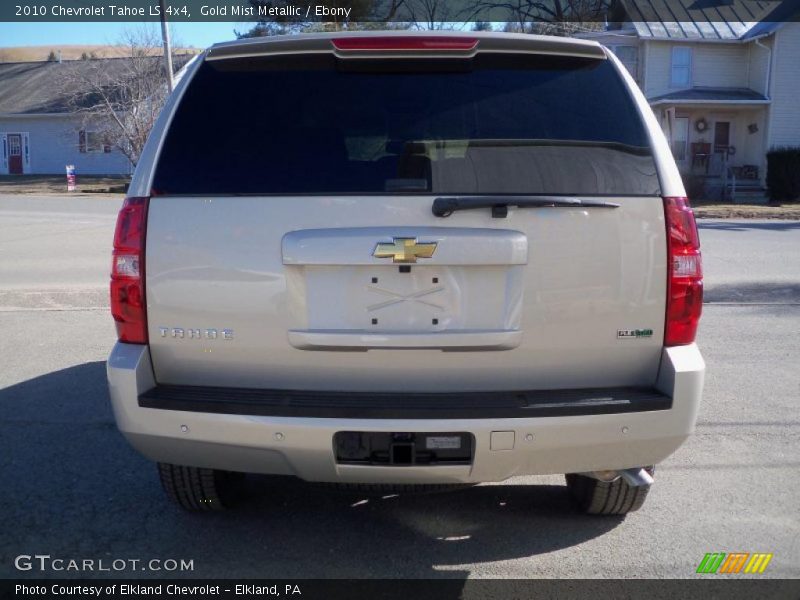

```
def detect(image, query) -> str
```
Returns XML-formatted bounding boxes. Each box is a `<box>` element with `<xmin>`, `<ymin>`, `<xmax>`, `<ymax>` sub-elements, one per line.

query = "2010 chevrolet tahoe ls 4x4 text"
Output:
<box><xmin>107</xmin><ymin>32</ymin><xmax>704</xmax><ymax>515</ymax></box>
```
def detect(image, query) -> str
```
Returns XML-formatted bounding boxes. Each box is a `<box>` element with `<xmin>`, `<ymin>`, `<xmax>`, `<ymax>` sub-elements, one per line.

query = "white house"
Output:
<box><xmin>579</xmin><ymin>0</ymin><xmax>800</xmax><ymax>200</ymax></box>
<box><xmin>0</xmin><ymin>58</ymin><xmax>137</xmax><ymax>176</ymax></box>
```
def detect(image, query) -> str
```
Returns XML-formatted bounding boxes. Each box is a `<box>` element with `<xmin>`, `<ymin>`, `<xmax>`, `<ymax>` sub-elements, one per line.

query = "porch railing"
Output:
<box><xmin>725</xmin><ymin>166</ymin><xmax>736</xmax><ymax>202</ymax></box>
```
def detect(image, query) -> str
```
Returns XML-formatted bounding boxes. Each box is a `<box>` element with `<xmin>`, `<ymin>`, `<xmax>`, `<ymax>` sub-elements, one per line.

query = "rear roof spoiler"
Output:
<box><xmin>205</xmin><ymin>31</ymin><xmax>607</xmax><ymax>62</ymax></box>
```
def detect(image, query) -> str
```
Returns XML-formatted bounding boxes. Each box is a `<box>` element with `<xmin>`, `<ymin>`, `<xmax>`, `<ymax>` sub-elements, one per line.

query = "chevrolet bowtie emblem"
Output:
<box><xmin>373</xmin><ymin>237</ymin><xmax>437</xmax><ymax>264</ymax></box>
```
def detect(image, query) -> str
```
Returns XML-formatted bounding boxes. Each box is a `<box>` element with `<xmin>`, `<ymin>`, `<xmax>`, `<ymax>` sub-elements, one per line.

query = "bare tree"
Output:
<box><xmin>402</xmin><ymin>0</ymin><xmax>463</xmax><ymax>29</ymax></box>
<box><xmin>468</xmin><ymin>0</ymin><xmax>610</xmax><ymax>34</ymax></box>
<box><xmin>236</xmin><ymin>0</ymin><xmax>404</xmax><ymax>37</ymax></box>
<box><xmin>57</xmin><ymin>27</ymin><xmax>182</xmax><ymax>167</ymax></box>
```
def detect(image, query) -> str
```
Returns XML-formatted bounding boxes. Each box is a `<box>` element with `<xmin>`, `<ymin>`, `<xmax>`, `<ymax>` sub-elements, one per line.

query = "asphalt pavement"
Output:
<box><xmin>0</xmin><ymin>194</ymin><xmax>798</xmax><ymax>579</ymax></box>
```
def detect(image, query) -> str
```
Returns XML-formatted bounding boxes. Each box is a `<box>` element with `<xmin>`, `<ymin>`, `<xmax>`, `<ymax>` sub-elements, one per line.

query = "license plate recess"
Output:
<box><xmin>334</xmin><ymin>431</ymin><xmax>474</xmax><ymax>466</ymax></box>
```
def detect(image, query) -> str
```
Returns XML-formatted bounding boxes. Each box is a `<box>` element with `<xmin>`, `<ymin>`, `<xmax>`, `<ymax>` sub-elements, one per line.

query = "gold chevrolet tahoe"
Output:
<box><xmin>107</xmin><ymin>31</ymin><xmax>705</xmax><ymax>514</ymax></box>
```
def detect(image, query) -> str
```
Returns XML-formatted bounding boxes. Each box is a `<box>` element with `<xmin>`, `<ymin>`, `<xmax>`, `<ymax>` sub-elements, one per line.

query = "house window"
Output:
<box><xmin>610</xmin><ymin>45</ymin><xmax>639</xmax><ymax>80</ymax></box>
<box><xmin>671</xmin><ymin>117</ymin><xmax>689</xmax><ymax>161</ymax></box>
<box><xmin>7</xmin><ymin>135</ymin><xmax>19</xmax><ymax>157</ymax></box>
<box><xmin>79</xmin><ymin>130</ymin><xmax>111</xmax><ymax>153</ymax></box>
<box><xmin>671</xmin><ymin>47</ymin><xmax>692</xmax><ymax>87</ymax></box>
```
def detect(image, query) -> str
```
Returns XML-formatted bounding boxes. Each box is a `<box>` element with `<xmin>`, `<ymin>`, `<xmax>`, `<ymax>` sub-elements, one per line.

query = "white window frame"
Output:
<box><xmin>8</xmin><ymin>133</ymin><xmax>21</xmax><ymax>156</ymax></box>
<box><xmin>671</xmin><ymin>46</ymin><xmax>692</xmax><ymax>88</ymax></box>
<box><xmin>85</xmin><ymin>130</ymin><xmax>105</xmax><ymax>153</ymax></box>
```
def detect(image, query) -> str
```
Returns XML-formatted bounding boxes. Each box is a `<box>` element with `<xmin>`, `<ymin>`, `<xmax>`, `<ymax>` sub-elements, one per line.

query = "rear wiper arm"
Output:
<box><xmin>432</xmin><ymin>196</ymin><xmax>620</xmax><ymax>218</ymax></box>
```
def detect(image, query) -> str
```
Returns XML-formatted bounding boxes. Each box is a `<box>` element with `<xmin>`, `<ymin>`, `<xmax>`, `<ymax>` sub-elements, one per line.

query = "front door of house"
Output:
<box><xmin>8</xmin><ymin>134</ymin><xmax>22</xmax><ymax>174</ymax></box>
<box><xmin>713</xmin><ymin>121</ymin><xmax>731</xmax><ymax>155</ymax></box>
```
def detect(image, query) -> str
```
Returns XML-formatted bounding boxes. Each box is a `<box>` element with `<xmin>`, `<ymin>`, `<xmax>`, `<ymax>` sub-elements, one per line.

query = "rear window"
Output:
<box><xmin>153</xmin><ymin>53</ymin><xmax>660</xmax><ymax>196</ymax></box>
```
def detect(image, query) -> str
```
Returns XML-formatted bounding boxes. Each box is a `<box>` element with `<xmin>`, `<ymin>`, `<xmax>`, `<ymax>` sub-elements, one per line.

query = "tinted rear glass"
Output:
<box><xmin>153</xmin><ymin>53</ymin><xmax>660</xmax><ymax>196</ymax></box>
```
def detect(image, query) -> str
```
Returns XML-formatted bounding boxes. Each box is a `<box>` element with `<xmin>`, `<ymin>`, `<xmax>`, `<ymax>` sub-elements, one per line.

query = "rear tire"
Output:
<box><xmin>158</xmin><ymin>463</ymin><xmax>243</xmax><ymax>511</ymax></box>
<box><xmin>565</xmin><ymin>467</ymin><xmax>654</xmax><ymax>515</ymax></box>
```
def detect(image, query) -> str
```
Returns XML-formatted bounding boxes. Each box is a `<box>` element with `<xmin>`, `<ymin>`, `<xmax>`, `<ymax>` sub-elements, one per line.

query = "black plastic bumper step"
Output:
<box><xmin>139</xmin><ymin>385</ymin><xmax>671</xmax><ymax>419</ymax></box>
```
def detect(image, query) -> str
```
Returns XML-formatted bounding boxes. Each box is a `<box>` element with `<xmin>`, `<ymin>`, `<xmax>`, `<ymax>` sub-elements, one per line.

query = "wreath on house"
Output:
<box><xmin>694</xmin><ymin>118</ymin><xmax>709</xmax><ymax>133</ymax></box>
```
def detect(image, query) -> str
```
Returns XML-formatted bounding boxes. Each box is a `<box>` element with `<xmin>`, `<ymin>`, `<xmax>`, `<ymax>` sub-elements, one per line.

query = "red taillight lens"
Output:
<box><xmin>332</xmin><ymin>36</ymin><xmax>479</xmax><ymax>52</ymax></box>
<box><xmin>664</xmin><ymin>196</ymin><xmax>703</xmax><ymax>346</ymax></box>
<box><xmin>111</xmin><ymin>196</ymin><xmax>149</xmax><ymax>344</ymax></box>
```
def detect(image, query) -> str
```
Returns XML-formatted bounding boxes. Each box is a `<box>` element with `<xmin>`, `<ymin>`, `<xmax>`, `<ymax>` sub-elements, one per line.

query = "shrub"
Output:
<box><xmin>766</xmin><ymin>147</ymin><xmax>800</xmax><ymax>202</ymax></box>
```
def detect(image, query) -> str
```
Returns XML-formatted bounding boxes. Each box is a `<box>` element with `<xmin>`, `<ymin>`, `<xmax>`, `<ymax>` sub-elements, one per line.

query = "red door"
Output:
<box><xmin>8</xmin><ymin>134</ymin><xmax>23</xmax><ymax>174</ymax></box>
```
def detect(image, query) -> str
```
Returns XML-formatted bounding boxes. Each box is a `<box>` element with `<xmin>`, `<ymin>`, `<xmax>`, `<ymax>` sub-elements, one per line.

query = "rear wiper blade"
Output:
<box><xmin>432</xmin><ymin>196</ymin><xmax>620</xmax><ymax>218</ymax></box>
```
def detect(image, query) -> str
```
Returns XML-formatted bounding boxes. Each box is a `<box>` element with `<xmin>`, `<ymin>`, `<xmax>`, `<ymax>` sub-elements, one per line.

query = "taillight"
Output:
<box><xmin>332</xmin><ymin>36</ymin><xmax>479</xmax><ymax>52</ymax></box>
<box><xmin>663</xmin><ymin>196</ymin><xmax>703</xmax><ymax>346</ymax></box>
<box><xmin>111</xmin><ymin>196</ymin><xmax>149</xmax><ymax>344</ymax></box>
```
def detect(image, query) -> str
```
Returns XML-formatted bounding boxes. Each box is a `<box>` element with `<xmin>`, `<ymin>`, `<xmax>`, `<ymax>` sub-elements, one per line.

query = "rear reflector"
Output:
<box><xmin>332</xmin><ymin>37</ymin><xmax>479</xmax><ymax>52</ymax></box>
<box><xmin>663</xmin><ymin>196</ymin><xmax>703</xmax><ymax>346</ymax></box>
<box><xmin>111</xmin><ymin>196</ymin><xmax>149</xmax><ymax>344</ymax></box>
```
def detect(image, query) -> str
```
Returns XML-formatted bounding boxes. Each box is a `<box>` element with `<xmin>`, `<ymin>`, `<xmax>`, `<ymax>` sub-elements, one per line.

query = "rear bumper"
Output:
<box><xmin>139</xmin><ymin>385</ymin><xmax>672</xmax><ymax>419</ymax></box>
<box><xmin>107</xmin><ymin>343</ymin><xmax>704</xmax><ymax>483</ymax></box>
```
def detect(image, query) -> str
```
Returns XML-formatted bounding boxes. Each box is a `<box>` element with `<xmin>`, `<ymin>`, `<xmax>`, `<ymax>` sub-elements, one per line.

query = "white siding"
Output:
<box><xmin>0</xmin><ymin>115</ymin><xmax>131</xmax><ymax>175</ymax></box>
<box><xmin>643</xmin><ymin>41</ymin><xmax>672</xmax><ymax>97</ymax></box>
<box><xmin>693</xmin><ymin>43</ymin><xmax>749</xmax><ymax>88</ymax></box>
<box><xmin>645</xmin><ymin>41</ymin><xmax>749</xmax><ymax>98</ymax></box>
<box><xmin>736</xmin><ymin>110</ymin><xmax>767</xmax><ymax>169</ymax></box>
<box><xmin>767</xmin><ymin>22</ymin><xmax>800</xmax><ymax>149</ymax></box>
<box><xmin>746</xmin><ymin>37</ymin><xmax>772</xmax><ymax>96</ymax></box>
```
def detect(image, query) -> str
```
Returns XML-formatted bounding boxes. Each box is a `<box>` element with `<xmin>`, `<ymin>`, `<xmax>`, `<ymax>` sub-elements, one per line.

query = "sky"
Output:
<box><xmin>0</xmin><ymin>22</ymin><xmax>245</xmax><ymax>49</ymax></box>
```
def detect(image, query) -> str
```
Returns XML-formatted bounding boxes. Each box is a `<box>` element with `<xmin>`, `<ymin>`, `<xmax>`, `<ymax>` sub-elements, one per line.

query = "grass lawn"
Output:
<box><xmin>0</xmin><ymin>175</ymin><xmax>129</xmax><ymax>195</ymax></box>
<box><xmin>693</xmin><ymin>202</ymin><xmax>800</xmax><ymax>219</ymax></box>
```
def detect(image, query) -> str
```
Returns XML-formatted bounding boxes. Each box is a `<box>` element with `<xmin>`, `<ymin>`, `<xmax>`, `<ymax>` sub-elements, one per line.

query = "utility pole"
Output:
<box><xmin>159</xmin><ymin>0</ymin><xmax>174</xmax><ymax>92</ymax></box>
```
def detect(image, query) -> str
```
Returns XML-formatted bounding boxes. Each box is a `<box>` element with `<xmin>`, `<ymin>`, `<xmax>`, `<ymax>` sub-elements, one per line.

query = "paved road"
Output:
<box><xmin>700</xmin><ymin>219</ymin><xmax>800</xmax><ymax>304</ymax></box>
<box><xmin>0</xmin><ymin>195</ymin><xmax>798</xmax><ymax>579</ymax></box>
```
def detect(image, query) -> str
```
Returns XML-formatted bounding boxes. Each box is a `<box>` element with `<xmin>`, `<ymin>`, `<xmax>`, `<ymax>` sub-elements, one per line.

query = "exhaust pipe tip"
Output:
<box><xmin>583</xmin><ymin>468</ymin><xmax>654</xmax><ymax>487</ymax></box>
<box><xmin>618</xmin><ymin>467</ymin><xmax>654</xmax><ymax>488</ymax></box>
